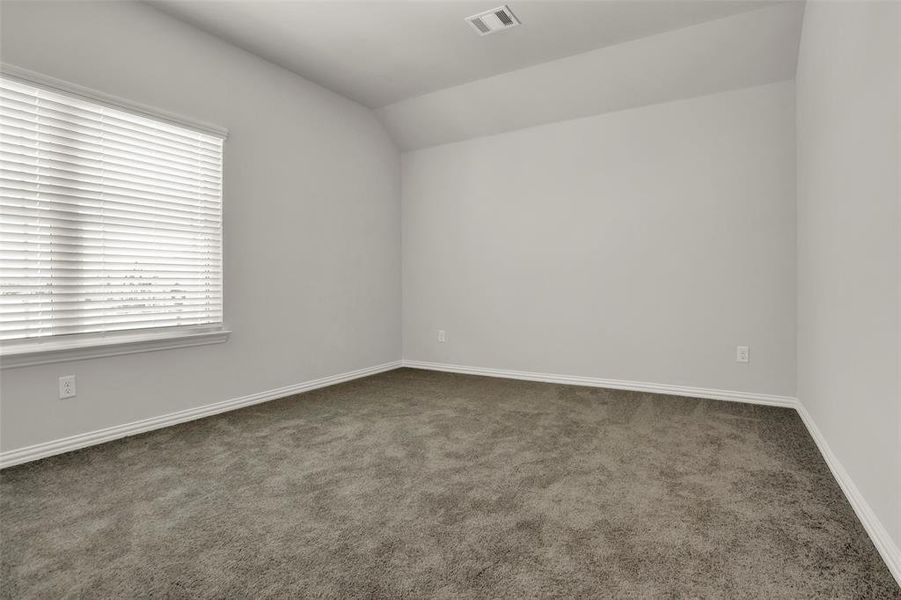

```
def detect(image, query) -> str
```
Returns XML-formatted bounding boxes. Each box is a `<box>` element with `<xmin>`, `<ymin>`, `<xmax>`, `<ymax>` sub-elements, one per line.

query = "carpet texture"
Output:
<box><xmin>1</xmin><ymin>368</ymin><xmax>898</xmax><ymax>598</ymax></box>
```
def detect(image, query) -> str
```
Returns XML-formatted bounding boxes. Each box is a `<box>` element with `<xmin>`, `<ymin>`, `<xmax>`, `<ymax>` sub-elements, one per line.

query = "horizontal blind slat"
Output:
<box><xmin>0</xmin><ymin>132</ymin><xmax>222</xmax><ymax>180</ymax></box>
<box><xmin>1</xmin><ymin>296</ymin><xmax>223</xmax><ymax>308</ymax></box>
<box><xmin>0</xmin><ymin>117</ymin><xmax>222</xmax><ymax>168</ymax></box>
<box><xmin>1</xmin><ymin>198</ymin><xmax>222</xmax><ymax>229</ymax></box>
<box><xmin>1</xmin><ymin>195</ymin><xmax>221</xmax><ymax>224</ymax></box>
<box><xmin>0</xmin><ymin>106</ymin><xmax>223</xmax><ymax>163</ymax></box>
<box><xmin>1</xmin><ymin>143</ymin><xmax>220</xmax><ymax>189</ymax></box>
<box><xmin>0</xmin><ymin>87</ymin><xmax>223</xmax><ymax>148</ymax></box>
<box><xmin>1</xmin><ymin>211</ymin><xmax>221</xmax><ymax>237</ymax></box>
<box><xmin>2</xmin><ymin>275</ymin><xmax>220</xmax><ymax>284</ymax></box>
<box><xmin>0</xmin><ymin>79</ymin><xmax>223</xmax><ymax>145</ymax></box>
<box><xmin>5</xmin><ymin>287</ymin><xmax>220</xmax><ymax>295</ymax></box>
<box><xmin>0</xmin><ymin>309</ymin><xmax>221</xmax><ymax>326</ymax></box>
<box><xmin>2</xmin><ymin>196</ymin><xmax>222</xmax><ymax>229</ymax></box>
<box><xmin>1</xmin><ymin>152</ymin><xmax>222</xmax><ymax>197</ymax></box>
<box><xmin>0</xmin><ymin>228</ymin><xmax>220</xmax><ymax>249</ymax></box>
<box><xmin>0</xmin><ymin>315</ymin><xmax>222</xmax><ymax>339</ymax></box>
<box><xmin>1</xmin><ymin>183</ymin><xmax>220</xmax><ymax>216</ymax></box>
<box><xmin>1</xmin><ymin>300</ymin><xmax>221</xmax><ymax>317</ymax></box>
<box><xmin>0</xmin><ymin>146</ymin><xmax>220</xmax><ymax>190</ymax></box>
<box><xmin>0</xmin><ymin>246</ymin><xmax>218</xmax><ymax>261</ymax></box>
<box><xmin>0</xmin><ymin>236</ymin><xmax>220</xmax><ymax>254</ymax></box>
<box><xmin>1</xmin><ymin>169</ymin><xmax>221</xmax><ymax>208</ymax></box>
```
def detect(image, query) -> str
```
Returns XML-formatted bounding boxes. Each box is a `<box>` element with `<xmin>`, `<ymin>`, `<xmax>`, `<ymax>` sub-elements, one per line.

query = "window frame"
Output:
<box><xmin>0</xmin><ymin>64</ymin><xmax>230</xmax><ymax>369</ymax></box>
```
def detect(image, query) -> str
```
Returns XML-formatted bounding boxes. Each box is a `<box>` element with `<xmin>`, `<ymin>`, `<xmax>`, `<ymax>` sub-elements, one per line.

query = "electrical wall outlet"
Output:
<box><xmin>59</xmin><ymin>375</ymin><xmax>77</xmax><ymax>399</ymax></box>
<box><xmin>437</xmin><ymin>330</ymin><xmax>447</xmax><ymax>343</ymax></box>
<box><xmin>736</xmin><ymin>346</ymin><xmax>750</xmax><ymax>363</ymax></box>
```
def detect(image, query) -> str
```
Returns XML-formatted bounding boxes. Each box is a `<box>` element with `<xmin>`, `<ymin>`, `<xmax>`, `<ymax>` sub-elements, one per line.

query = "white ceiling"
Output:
<box><xmin>379</xmin><ymin>3</ymin><xmax>805</xmax><ymax>150</ymax></box>
<box><xmin>148</xmin><ymin>0</ymin><xmax>777</xmax><ymax>108</ymax></box>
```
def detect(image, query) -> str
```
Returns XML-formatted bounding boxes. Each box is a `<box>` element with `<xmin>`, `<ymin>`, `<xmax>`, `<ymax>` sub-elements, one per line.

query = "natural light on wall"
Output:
<box><xmin>0</xmin><ymin>72</ymin><xmax>225</xmax><ymax>360</ymax></box>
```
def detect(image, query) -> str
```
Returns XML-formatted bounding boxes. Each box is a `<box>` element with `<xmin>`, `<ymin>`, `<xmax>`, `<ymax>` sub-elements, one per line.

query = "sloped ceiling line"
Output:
<box><xmin>377</xmin><ymin>3</ymin><xmax>805</xmax><ymax>151</ymax></box>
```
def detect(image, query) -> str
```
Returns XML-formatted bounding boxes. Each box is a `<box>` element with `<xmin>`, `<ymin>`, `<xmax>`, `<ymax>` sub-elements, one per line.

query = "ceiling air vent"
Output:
<box><xmin>466</xmin><ymin>5</ymin><xmax>521</xmax><ymax>36</ymax></box>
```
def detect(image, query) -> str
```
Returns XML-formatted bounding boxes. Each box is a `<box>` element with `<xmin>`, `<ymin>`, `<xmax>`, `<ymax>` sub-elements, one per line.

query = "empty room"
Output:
<box><xmin>0</xmin><ymin>0</ymin><xmax>899</xmax><ymax>597</ymax></box>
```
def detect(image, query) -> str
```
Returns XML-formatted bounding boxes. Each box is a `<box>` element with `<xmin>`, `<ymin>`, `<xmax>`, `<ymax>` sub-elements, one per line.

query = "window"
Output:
<box><xmin>0</xmin><ymin>71</ymin><xmax>227</xmax><ymax>365</ymax></box>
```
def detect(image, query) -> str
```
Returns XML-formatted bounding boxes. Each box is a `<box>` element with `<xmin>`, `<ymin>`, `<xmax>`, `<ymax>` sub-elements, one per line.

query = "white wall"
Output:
<box><xmin>403</xmin><ymin>82</ymin><xmax>797</xmax><ymax>396</ymax></box>
<box><xmin>0</xmin><ymin>1</ymin><xmax>401</xmax><ymax>452</ymax></box>
<box><xmin>796</xmin><ymin>0</ymin><xmax>901</xmax><ymax>556</ymax></box>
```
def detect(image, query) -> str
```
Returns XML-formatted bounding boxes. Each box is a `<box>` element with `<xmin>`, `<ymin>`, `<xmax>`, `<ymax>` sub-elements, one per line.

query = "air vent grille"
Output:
<box><xmin>466</xmin><ymin>5</ymin><xmax>520</xmax><ymax>36</ymax></box>
<box><xmin>471</xmin><ymin>17</ymin><xmax>491</xmax><ymax>34</ymax></box>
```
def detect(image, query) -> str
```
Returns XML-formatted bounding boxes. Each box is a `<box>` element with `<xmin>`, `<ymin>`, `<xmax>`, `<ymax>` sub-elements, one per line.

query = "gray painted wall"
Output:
<box><xmin>0</xmin><ymin>1</ymin><xmax>402</xmax><ymax>452</ymax></box>
<box><xmin>402</xmin><ymin>82</ymin><xmax>797</xmax><ymax>396</ymax></box>
<box><xmin>796</xmin><ymin>0</ymin><xmax>901</xmax><ymax>551</ymax></box>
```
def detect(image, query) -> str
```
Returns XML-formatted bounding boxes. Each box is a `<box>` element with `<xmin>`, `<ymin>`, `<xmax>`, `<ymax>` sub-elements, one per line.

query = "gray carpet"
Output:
<box><xmin>1</xmin><ymin>368</ymin><xmax>898</xmax><ymax>599</ymax></box>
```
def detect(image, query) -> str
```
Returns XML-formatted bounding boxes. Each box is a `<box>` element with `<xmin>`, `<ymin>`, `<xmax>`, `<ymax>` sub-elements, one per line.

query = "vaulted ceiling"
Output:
<box><xmin>148</xmin><ymin>1</ymin><xmax>805</xmax><ymax>150</ymax></box>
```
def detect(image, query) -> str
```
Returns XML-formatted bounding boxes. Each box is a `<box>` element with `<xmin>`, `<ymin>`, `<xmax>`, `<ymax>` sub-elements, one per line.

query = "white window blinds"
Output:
<box><xmin>0</xmin><ymin>74</ymin><xmax>224</xmax><ymax>343</ymax></box>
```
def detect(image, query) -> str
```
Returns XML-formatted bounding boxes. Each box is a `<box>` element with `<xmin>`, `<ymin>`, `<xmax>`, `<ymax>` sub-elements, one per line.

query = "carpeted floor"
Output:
<box><xmin>1</xmin><ymin>368</ymin><xmax>898</xmax><ymax>599</ymax></box>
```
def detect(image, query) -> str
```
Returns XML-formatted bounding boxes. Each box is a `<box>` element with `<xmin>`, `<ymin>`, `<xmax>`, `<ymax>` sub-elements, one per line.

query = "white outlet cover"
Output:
<box><xmin>59</xmin><ymin>375</ymin><xmax>76</xmax><ymax>399</ymax></box>
<box><xmin>736</xmin><ymin>346</ymin><xmax>750</xmax><ymax>363</ymax></box>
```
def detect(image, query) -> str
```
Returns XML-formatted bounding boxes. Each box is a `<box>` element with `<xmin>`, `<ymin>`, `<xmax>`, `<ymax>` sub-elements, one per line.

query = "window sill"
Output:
<box><xmin>0</xmin><ymin>328</ymin><xmax>231</xmax><ymax>369</ymax></box>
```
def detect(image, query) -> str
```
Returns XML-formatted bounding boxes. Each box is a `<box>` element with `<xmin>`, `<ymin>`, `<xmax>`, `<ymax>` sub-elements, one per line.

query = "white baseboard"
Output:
<box><xmin>402</xmin><ymin>360</ymin><xmax>799</xmax><ymax>408</ymax></box>
<box><xmin>795</xmin><ymin>403</ymin><xmax>901</xmax><ymax>586</ymax></box>
<box><xmin>0</xmin><ymin>360</ymin><xmax>402</xmax><ymax>469</ymax></box>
